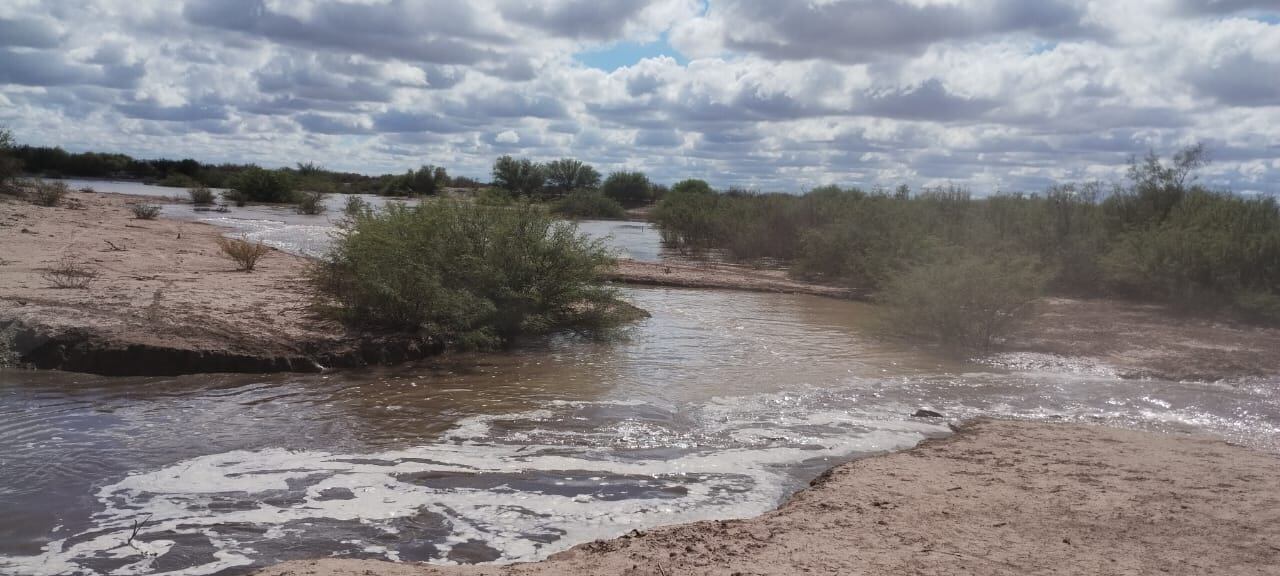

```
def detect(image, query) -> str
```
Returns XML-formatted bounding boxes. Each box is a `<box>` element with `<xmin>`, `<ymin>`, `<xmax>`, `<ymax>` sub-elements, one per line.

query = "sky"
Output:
<box><xmin>1</xmin><ymin>0</ymin><xmax>1278</xmax><ymax>194</ymax></box>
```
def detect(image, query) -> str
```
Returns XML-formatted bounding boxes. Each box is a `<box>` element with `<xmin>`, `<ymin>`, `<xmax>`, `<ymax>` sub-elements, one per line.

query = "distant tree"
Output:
<box><xmin>545</xmin><ymin>158</ymin><xmax>601</xmax><ymax>195</ymax></box>
<box><xmin>671</xmin><ymin>179</ymin><xmax>713</xmax><ymax>197</ymax></box>
<box><xmin>491</xmin><ymin>155</ymin><xmax>545</xmax><ymax>197</ymax></box>
<box><xmin>0</xmin><ymin>127</ymin><xmax>21</xmax><ymax>188</ymax></box>
<box><xmin>231</xmin><ymin>166</ymin><xmax>295</xmax><ymax>203</ymax></box>
<box><xmin>410</xmin><ymin>165</ymin><xmax>439</xmax><ymax>195</ymax></box>
<box><xmin>601</xmin><ymin>171</ymin><xmax>652</xmax><ymax>207</ymax></box>
<box><xmin>433</xmin><ymin>166</ymin><xmax>449</xmax><ymax>189</ymax></box>
<box><xmin>296</xmin><ymin>161</ymin><xmax>324</xmax><ymax>176</ymax></box>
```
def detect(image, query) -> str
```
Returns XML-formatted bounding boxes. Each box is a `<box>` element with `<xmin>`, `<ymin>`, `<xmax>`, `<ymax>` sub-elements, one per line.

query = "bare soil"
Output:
<box><xmin>252</xmin><ymin>418</ymin><xmax>1280</xmax><ymax>576</ymax></box>
<box><xmin>0</xmin><ymin>191</ymin><xmax>432</xmax><ymax>374</ymax></box>
<box><xmin>608</xmin><ymin>259</ymin><xmax>857</xmax><ymax>299</ymax></box>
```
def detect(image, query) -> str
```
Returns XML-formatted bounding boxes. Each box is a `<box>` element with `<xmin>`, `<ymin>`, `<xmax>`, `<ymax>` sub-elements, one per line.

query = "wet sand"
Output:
<box><xmin>253</xmin><ymin>418</ymin><xmax>1280</xmax><ymax>576</ymax></box>
<box><xmin>608</xmin><ymin>259</ymin><xmax>857</xmax><ymax>298</ymax></box>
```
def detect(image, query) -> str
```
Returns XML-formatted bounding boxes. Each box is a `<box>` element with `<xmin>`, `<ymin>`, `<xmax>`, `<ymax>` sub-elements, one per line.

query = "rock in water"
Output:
<box><xmin>913</xmin><ymin>409</ymin><xmax>944</xmax><ymax>418</ymax></box>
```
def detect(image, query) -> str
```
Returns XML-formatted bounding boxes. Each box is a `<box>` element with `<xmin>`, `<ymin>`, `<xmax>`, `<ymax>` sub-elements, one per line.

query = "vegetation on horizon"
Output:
<box><xmin>652</xmin><ymin>145</ymin><xmax>1280</xmax><ymax>345</ymax></box>
<box><xmin>312</xmin><ymin>200</ymin><xmax>631</xmax><ymax>349</ymax></box>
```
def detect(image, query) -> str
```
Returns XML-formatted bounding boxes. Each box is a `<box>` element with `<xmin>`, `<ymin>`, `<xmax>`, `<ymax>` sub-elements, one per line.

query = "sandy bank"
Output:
<box><xmin>0</xmin><ymin>192</ymin><xmax>438</xmax><ymax>375</ymax></box>
<box><xmin>252</xmin><ymin>419</ymin><xmax>1280</xmax><ymax>576</ymax></box>
<box><xmin>607</xmin><ymin>259</ymin><xmax>858</xmax><ymax>299</ymax></box>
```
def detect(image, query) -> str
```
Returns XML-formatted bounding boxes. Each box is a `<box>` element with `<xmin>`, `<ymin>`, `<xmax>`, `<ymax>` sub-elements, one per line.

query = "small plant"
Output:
<box><xmin>295</xmin><ymin>190</ymin><xmax>327</xmax><ymax>215</ymax></box>
<box><xmin>216</xmin><ymin>236</ymin><xmax>270</xmax><ymax>271</ymax></box>
<box><xmin>188</xmin><ymin>186</ymin><xmax>215</xmax><ymax>205</ymax></box>
<box><xmin>551</xmin><ymin>189</ymin><xmax>627</xmax><ymax>219</ymax></box>
<box><xmin>29</xmin><ymin>180</ymin><xmax>69</xmax><ymax>207</ymax></box>
<box><xmin>41</xmin><ymin>255</ymin><xmax>98</xmax><ymax>289</ymax></box>
<box><xmin>129</xmin><ymin>202</ymin><xmax>162</xmax><ymax>220</ymax></box>
<box><xmin>343</xmin><ymin>195</ymin><xmax>370</xmax><ymax>217</ymax></box>
<box><xmin>221</xmin><ymin>189</ymin><xmax>247</xmax><ymax>207</ymax></box>
<box><xmin>79</xmin><ymin>186</ymin><xmax>96</xmax><ymax>194</ymax></box>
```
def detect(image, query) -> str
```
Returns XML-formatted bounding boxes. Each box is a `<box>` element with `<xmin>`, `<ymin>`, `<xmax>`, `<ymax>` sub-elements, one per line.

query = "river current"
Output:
<box><xmin>1</xmin><ymin>181</ymin><xmax>1276</xmax><ymax>575</ymax></box>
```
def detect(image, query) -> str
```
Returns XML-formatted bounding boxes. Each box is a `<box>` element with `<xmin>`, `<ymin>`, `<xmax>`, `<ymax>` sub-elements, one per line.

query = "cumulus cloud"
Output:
<box><xmin>0</xmin><ymin>0</ymin><xmax>1277</xmax><ymax>193</ymax></box>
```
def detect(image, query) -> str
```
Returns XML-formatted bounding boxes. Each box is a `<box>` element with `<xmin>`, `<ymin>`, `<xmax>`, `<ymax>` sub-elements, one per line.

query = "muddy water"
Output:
<box><xmin>3</xmin><ymin>184</ymin><xmax>1279</xmax><ymax>575</ymax></box>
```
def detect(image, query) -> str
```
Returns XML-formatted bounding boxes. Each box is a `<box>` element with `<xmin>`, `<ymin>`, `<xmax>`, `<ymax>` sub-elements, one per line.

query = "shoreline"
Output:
<box><xmin>252</xmin><ymin>418</ymin><xmax>1280</xmax><ymax>576</ymax></box>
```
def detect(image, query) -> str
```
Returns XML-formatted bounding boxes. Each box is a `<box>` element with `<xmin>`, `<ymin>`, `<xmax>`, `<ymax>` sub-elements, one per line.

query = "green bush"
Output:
<box><xmin>0</xmin><ymin>127</ymin><xmax>20</xmax><ymax>190</ymax></box>
<box><xmin>157</xmin><ymin>172</ymin><xmax>200</xmax><ymax>188</ymax></box>
<box><xmin>312</xmin><ymin>200</ymin><xmax>630</xmax><ymax>349</ymax></box>
<box><xmin>880</xmin><ymin>251</ymin><xmax>1047</xmax><ymax>351</ymax></box>
<box><xmin>343</xmin><ymin>195</ymin><xmax>371</xmax><ymax>217</ymax></box>
<box><xmin>601</xmin><ymin>171</ymin><xmax>652</xmax><ymax>208</ymax></box>
<box><xmin>129</xmin><ymin>202</ymin><xmax>162</xmax><ymax>220</ymax></box>
<box><xmin>230</xmin><ymin>167</ymin><xmax>295</xmax><ymax>203</ymax></box>
<box><xmin>550</xmin><ymin>189</ymin><xmax>626</xmax><ymax>219</ymax></box>
<box><xmin>188</xmin><ymin>186</ymin><xmax>215</xmax><ymax>205</ymax></box>
<box><xmin>295</xmin><ymin>190</ymin><xmax>327</xmax><ymax>215</ymax></box>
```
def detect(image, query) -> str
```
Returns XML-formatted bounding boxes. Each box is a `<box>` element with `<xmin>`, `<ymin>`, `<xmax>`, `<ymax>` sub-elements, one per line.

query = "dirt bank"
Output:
<box><xmin>252</xmin><ymin>418</ymin><xmax>1280</xmax><ymax>576</ymax></box>
<box><xmin>1006</xmin><ymin>297</ymin><xmax>1280</xmax><ymax>381</ymax></box>
<box><xmin>607</xmin><ymin>259</ymin><xmax>857</xmax><ymax>299</ymax></box>
<box><xmin>0</xmin><ymin>191</ymin><xmax>439</xmax><ymax>375</ymax></box>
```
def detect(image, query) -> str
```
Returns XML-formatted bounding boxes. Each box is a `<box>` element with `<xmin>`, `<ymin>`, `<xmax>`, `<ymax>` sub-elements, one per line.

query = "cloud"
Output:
<box><xmin>0</xmin><ymin>0</ymin><xmax>1277</xmax><ymax>194</ymax></box>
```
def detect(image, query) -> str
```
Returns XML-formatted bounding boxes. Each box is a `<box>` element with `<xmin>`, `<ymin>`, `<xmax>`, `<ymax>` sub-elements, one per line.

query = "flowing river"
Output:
<box><xmin>2</xmin><ymin>182</ymin><xmax>1278</xmax><ymax>575</ymax></box>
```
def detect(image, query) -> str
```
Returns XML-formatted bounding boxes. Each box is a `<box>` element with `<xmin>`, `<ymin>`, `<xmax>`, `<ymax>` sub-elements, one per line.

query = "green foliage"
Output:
<box><xmin>217</xmin><ymin>236</ymin><xmax>270</xmax><ymax>271</ymax></box>
<box><xmin>0</xmin><ymin>127</ymin><xmax>20</xmax><ymax>189</ymax></box>
<box><xmin>551</xmin><ymin>189</ymin><xmax>627</xmax><ymax>219</ymax></box>
<box><xmin>312</xmin><ymin>200</ymin><xmax>628</xmax><ymax>349</ymax></box>
<box><xmin>188</xmin><ymin>186</ymin><xmax>216</xmax><ymax>205</ymax></box>
<box><xmin>545</xmin><ymin>158</ymin><xmax>601</xmax><ymax>195</ymax></box>
<box><xmin>475</xmin><ymin>187</ymin><xmax>515</xmax><ymax>206</ymax></box>
<box><xmin>343</xmin><ymin>195</ymin><xmax>371</xmax><ymax>218</ymax></box>
<box><xmin>221</xmin><ymin>188</ymin><xmax>247</xmax><ymax>207</ymax></box>
<box><xmin>601</xmin><ymin>171</ymin><xmax>652</xmax><ymax>208</ymax></box>
<box><xmin>491</xmin><ymin>156</ymin><xmax>546</xmax><ymax>197</ymax></box>
<box><xmin>231</xmin><ymin>167</ymin><xmax>295</xmax><ymax>203</ymax></box>
<box><xmin>157</xmin><ymin>172</ymin><xmax>201</xmax><ymax>188</ymax></box>
<box><xmin>880</xmin><ymin>251</ymin><xmax>1047</xmax><ymax>350</ymax></box>
<box><xmin>295</xmin><ymin>191</ymin><xmax>327</xmax><ymax>215</ymax></box>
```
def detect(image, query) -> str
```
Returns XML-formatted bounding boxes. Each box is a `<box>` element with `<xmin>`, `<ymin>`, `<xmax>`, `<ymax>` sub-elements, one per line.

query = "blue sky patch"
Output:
<box><xmin>575</xmin><ymin>35</ymin><xmax>688</xmax><ymax>71</ymax></box>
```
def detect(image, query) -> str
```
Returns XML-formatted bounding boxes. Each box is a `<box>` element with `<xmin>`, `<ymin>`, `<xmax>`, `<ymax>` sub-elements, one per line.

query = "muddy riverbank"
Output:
<box><xmin>0</xmin><ymin>192</ymin><xmax>439</xmax><ymax>375</ymax></box>
<box><xmin>252</xmin><ymin>418</ymin><xmax>1280</xmax><ymax>576</ymax></box>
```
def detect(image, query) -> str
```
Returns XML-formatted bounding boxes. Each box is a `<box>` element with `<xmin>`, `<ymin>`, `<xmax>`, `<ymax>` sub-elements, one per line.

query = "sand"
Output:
<box><xmin>0</xmin><ymin>191</ymin><xmax>361</xmax><ymax>373</ymax></box>
<box><xmin>252</xmin><ymin>419</ymin><xmax>1280</xmax><ymax>576</ymax></box>
<box><xmin>607</xmin><ymin>259</ymin><xmax>857</xmax><ymax>298</ymax></box>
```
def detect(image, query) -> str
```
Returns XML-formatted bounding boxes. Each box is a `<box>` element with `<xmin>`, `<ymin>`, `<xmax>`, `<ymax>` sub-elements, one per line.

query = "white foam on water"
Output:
<box><xmin>1</xmin><ymin>394</ymin><xmax>944</xmax><ymax>576</ymax></box>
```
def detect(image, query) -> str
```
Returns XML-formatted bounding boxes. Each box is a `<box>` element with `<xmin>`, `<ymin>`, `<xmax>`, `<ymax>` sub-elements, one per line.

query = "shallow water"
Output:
<box><xmin>2</xmin><ymin>287</ymin><xmax>1278</xmax><ymax>576</ymax></box>
<box><xmin>3</xmin><ymin>183</ymin><xmax>1279</xmax><ymax>575</ymax></box>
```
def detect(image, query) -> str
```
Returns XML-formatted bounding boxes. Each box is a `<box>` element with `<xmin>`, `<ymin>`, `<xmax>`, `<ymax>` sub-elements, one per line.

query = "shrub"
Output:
<box><xmin>29</xmin><ymin>180</ymin><xmax>70</xmax><ymax>206</ymax></box>
<box><xmin>551</xmin><ymin>189</ymin><xmax>627</xmax><ymax>219</ymax></box>
<box><xmin>129</xmin><ymin>202</ymin><xmax>161</xmax><ymax>220</ymax></box>
<box><xmin>230</xmin><ymin>167</ymin><xmax>295</xmax><ymax>203</ymax></box>
<box><xmin>0</xmin><ymin>127</ymin><xmax>21</xmax><ymax>190</ymax></box>
<box><xmin>41</xmin><ymin>255</ymin><xmax>98</xmax><ymax>289</ymax></box>
<box><xmin>188</xmin><ymin>186</ymin><xmax>215</xmax><ymax>205</ymax></box>
<box><xmin>545</xmin><ymin>158</ymin><xmax>601</xmax><ymax>195</ymax></box>
<box><xmin>601</xmin><ymin>171</ymin><xmax>652</xmax><ymax>208</ymax></box>
<box><xmin>157</xmin><ymin>172</ymin><xmax>200</xmax><ymax>188</ymax></box>
<box><xmin>295</xmin><ymin>190</ymin><xmax>327</xmax><ymax>215</ymax></box>
<box><xmin>491</xmin><ymin>156</ymin><xmax>545</xmax><ymax>197</ymax></box>
<box><xmin>879</xmin><ymin>251</ymin><xmax>1047</xmax><ymax>351</ymax></box>
<box><xmin>475</xmin><ymin>187</ymin><xmax>514</xmax><ymax>206</ymax></box>
<box><xmin>312</xmin><ymin>200</ymin><xmax>628</xmax><ymax>349</ymax></box>
<box><xmin>343</xmin><ymin>195</ymin><xmax>371</xmax><ymax>217</ymax></box>
<box><xmin>221</xmin><ymin>188</ymin><xmax>247</xmax><ymax>207</ymax></box>
<box><xmin>216</xmin><ymin>236</ymin><xmax>270</xmax><ymax>271</ymax></box>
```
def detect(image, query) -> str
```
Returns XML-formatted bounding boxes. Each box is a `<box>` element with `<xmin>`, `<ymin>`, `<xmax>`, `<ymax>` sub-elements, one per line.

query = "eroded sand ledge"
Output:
<box><xmin>253</xmin><ymin>419</ymin><xmax>1280</xmax><ymax>576</ymax></box>
<box><xmin>0</xmin><ymin>192</ymin><xmax>440</xmax><ymax>375</ymax></box>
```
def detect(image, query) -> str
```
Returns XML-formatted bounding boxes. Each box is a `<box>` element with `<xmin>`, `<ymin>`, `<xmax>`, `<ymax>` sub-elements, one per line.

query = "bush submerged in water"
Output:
<box><xmin>312</xmin><ymin>200</ymin><xmax>633</xmax><ymax>349</ymax></box>
<box><xmin>550</xmin><ymin>189</ymin><xmax>626</xmax><ymax>219</ymax></box>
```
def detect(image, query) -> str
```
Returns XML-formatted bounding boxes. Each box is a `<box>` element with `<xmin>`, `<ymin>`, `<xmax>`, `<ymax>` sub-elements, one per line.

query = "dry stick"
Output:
<box><xmin>124</xmin><ymin>513</ymin><xmax>153</xmax><ymax>549</ymax></box>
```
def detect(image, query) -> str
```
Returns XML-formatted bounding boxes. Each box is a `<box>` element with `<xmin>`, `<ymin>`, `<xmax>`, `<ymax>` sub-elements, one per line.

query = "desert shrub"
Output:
<box><xmin>545</xmin><ymin>158</ymin><xmax>601</xmax><ymax>195</ymax></box>
<box><xmin>312</xmin><ymin>200</ymin><xmax>627</xmax><ymax>349</ymax></box>
<box><xmin>880</xmin><ymin>251</ymin><xmax>1047</xmax><ymax>351</ymax></box>
<box><xmin>343</xmin><ymin>195</ymin><xmax>371</xmax><ymax>217</ymax></box>
<box><xmin>475</xmin><ymin>187</ymin><xmax>514</xmax><ymax>206</ymax></box>
<box><xmin>41</xmin><ymin>255</ymin><xmax>98</xmax><ymax>289</ymax></box>
<box><xmin>230</xmin><ymin>167</ymin><xmax>295</xmax><ymax>203</ymax></box>
<box><xmin>550</xmin><ymin>189</ymin><xmax>626</xmax><ymax>219</ymax></box>
<box><xmin>129</xmin><ymin>202</ymin><xmax>161</xmax><ymax>220</ymax></box>
<box><xmin>188</xmin><ymin>186</ymin><xmax>215</xmax><ymax>205</ymax></box>
<box><xmin>221</xmin><ymin>188</ymin><xmax>247</xmax><ymax>207</ymax></box>
<box><xmin>601</xmin><ymin>171</ymin><xmax>652</xmax><ymax>208</ymax></box>
<box><xmin>216</xmin><ymin>236</ymin><xmax>270</xmax><ymax>271</ymax></box>
<box><xmin>157</xmin><ymin>172</ymin><xmax>200</xmax><ymax>188</ymax></box>
<box><xmin>295</xmin><ymin>190</ymin><xmax>327</xmax><ymax>215</ymax></box>
<box><xmin>491</xmin><ymin>156</ymin><xmax>545</xmax><ymax>197</ymax></box>
<box><xmin>28</xmin><ymin>180</ymin><xmax>70</xmax><ymax>206</ymax></box>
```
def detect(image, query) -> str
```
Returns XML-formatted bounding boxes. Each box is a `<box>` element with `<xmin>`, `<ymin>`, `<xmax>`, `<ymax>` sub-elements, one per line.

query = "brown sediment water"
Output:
<box><xmin>1</xmin><ymin>183</ymin><xmax>1278</xmax><ymax>575</ymax></box>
